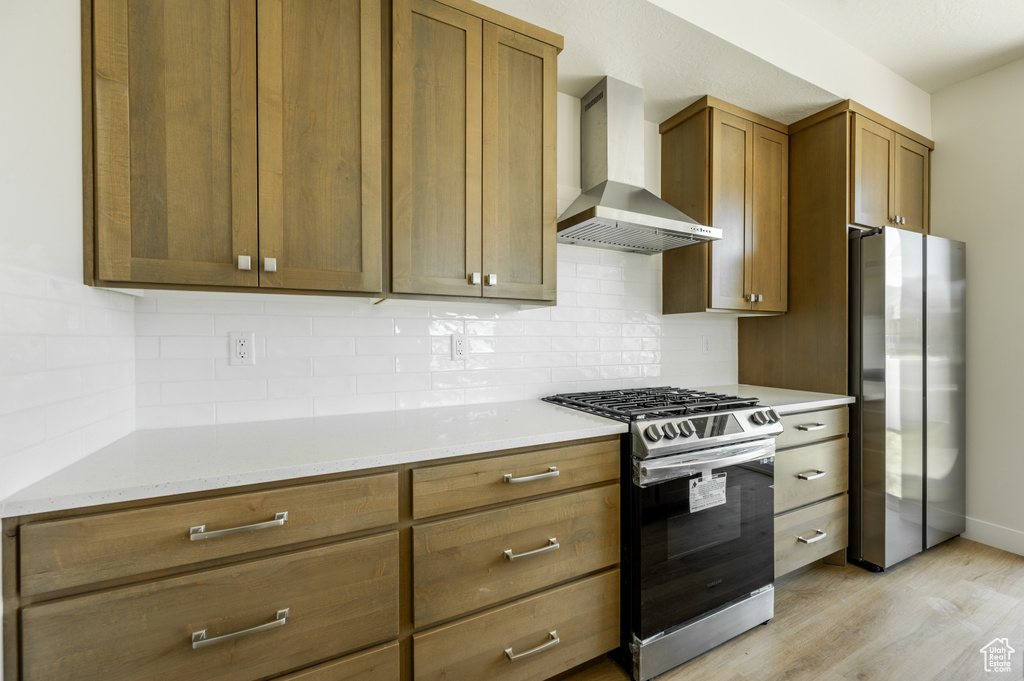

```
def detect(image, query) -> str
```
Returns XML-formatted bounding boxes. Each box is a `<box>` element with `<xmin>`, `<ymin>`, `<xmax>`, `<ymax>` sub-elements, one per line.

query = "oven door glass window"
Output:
<box><xmin>635</xmin><ymin>459</ymin><xmax>774</xmax><ymax>639</ymax></box>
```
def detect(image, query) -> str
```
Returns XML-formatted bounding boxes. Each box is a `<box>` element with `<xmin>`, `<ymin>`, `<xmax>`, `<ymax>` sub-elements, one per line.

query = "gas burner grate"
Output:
<box><xmin>543</xmin><ymin>387</ymin><xmax>760</xmax><ymax>422</ymax></box>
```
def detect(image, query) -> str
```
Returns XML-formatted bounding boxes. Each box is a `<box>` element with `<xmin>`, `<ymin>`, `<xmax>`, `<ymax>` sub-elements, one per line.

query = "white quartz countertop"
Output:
<box><xmin>1</xmin><ymin>400</ymin><xmax>625</xmax><ymax>518</ymax></box>
<box><xmin>699</xmin><ymin>384</ymin><xmax>854</xmax><ymax>414</ymax></box>
<box><xmin>1</xmin><ymin>385</ymin><xmax>853</xmax><ymax>518</ymax></box>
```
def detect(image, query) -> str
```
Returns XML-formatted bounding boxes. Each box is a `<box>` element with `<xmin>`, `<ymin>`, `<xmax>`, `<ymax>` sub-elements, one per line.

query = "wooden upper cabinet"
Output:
<box><xmin>392</xmin><ymin>0</ymin><xmax>558</xmax><ymax>301</ymax></box>
<box><xmin>93</xmin><ymin>0</ymin><xmax>259</xmax><ymax>287</ymax></box>
<box><xmin>851</xmin><ymin>113</ymin><xmax>930</xmax><ymax>234</ymax></box>
<box><xmin>851</xmin><ymin>114</ymin><xmax>895</xmax><ymax>230</ymax></box>
<box><xmin>257</xmin><ymin>0</ymin><xmax>383</xmax><ymax>292</ymax></box>
<box><xmin>392</xmin><ymin>0</ymin><xmax>483</xmax><ymax>297</ymax></box>
<box><xmin>751</xmin><ymin>123</ymin><xmax>789</xmax><ymax>311</ymax></box>
<box><xmin>660</xmin><ymin>98</ymin><xmax>788</xmax><ymax>314</ymax></box>
<box><xmin>92</xmin><ymin>0</ymin><xmax>383</xmax><ymax>292</ymax></box>
<box><xmin>894</xmin><ymin>134</ymin><xmax>930</xmax><ymax>234</ymax></box>
<box><xmin>481</xmin><ymin>24</ymin><xmax>557</xmax><ymax>301</ymax></box>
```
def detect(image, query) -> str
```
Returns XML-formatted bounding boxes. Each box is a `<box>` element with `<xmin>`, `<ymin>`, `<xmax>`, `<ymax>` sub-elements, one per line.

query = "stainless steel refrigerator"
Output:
<box><xmin>848</xmin><ymin>226</ymin><xmax>966</xmax><ymax>570</ymax></box>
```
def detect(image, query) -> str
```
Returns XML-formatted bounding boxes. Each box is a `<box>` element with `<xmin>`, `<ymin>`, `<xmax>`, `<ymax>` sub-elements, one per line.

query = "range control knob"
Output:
<box><xmin>751</xmin><ymin>411</ymin><xmax>768</xmax><ymax>426</ymax></box>
<box><xmin>678</xmin><ymin>420</ymin><xmax>695</xmax><ymax>437</ymax></box>
<box><xmin>766</xmin><ymin>408</ymin><xmax>780</xmax><ymax>424</ymax></box>
<box><xmin>644</xmin><ymin>424</ymin><xmax>663</xmax><ymax>442</ymax></box>
<box><xmin>662</xmin><ymin>422</ymin><xmax>679</xmax><ymax>439</ymax></box>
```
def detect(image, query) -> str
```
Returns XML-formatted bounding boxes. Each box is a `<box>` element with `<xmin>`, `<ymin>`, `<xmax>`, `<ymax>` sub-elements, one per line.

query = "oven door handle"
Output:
<box><xmin>635</xmin><ymin>440</ymin><xmax>775</xmax><ymax>487</ymax></box>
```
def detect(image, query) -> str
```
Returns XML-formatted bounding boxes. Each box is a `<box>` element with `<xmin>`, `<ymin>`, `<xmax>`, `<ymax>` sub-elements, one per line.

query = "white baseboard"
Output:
<box><xmin>963</xmin><ymin>517</ymin><xmax>1024</xmax><ymax>557</ymax></box>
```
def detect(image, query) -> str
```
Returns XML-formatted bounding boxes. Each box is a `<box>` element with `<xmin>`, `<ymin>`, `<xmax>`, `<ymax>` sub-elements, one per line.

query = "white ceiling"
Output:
<box><xmin>480</xmin><ymin>0</ymin><xmax>1024</xmax><ymax>126</ymax></box>
<box><xmin>481</xmin><ymin>0</ymin><xmax>840</xmax><ymax>125</ymax></box>
<box><xmin>776</xmin><ymin>0</ymin><xmax>1024</xmax><ymax>94</ymax></box>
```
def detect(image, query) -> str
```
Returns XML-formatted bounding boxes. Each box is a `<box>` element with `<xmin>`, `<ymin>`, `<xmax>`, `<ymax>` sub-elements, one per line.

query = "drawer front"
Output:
<box><xmin>412</xmin><ymin>438</ymin><xmax>619</xmax><ymax>519</ymax></box>
<box><xmin>776</xmin><ymin>407</ymin><xmax>849</xmax><ymax>450</ymax></box>
<box><xmin>774</xmin><ymin>438</ymin><xmax>849</xmax><ymax>514</ymax></box>
<box><xmin>413</xmin><ymin>485</ymin><xmax>619</xmax><ymax>627</ymax></box>
<box><xmin>21</xmin><ymin>533</ymin><xmax>400</xmax><ymax>681</ymax></box>
<box><xmin>20</xmin><ymin>472</ymin><xmax>398</xmax><ymax>596</ymax></box>
<box><xmin>775</xmin><ymin>495</ymin><xmax>848</xmax><ymax>578</ymax></box>
<box><xmin>279</xmin><ymin>641</ymin><xmax>399</xmax><ymax>680</ymax></box>
<box><xmin>413</xmin><ymin>569</ymin><xmax>619</xmax><ymax>681</ymax></box>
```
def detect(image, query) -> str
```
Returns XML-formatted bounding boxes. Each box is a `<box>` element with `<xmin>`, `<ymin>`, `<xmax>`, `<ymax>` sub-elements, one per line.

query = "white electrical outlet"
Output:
<box><xmin>701</xmin><ymin>334</ymin><xmax>712</xmax><ymax>355</ymax></box>
<box><xmin>230</xmin><ymin>331</ymin><xmax>256</xmax><ymax>366</ymax></box>
<box><xmin>451</xmin><ymin>333</ymin><xmax>468</xmax><ymax>359</ymax></box>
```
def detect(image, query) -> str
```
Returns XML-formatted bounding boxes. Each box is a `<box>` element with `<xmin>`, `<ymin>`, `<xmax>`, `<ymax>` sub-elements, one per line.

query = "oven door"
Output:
<box><xmin>630</xmin><ymin>439</ymin><xmax>775</xmax><ymax>640</ymax></box>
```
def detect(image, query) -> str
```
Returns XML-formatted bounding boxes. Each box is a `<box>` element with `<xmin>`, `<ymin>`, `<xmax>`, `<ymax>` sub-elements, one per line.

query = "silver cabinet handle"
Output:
<box><xmin>486</xmin><ymin>273</ymin><xmax>498</xmax><ymax>286</ymax></box>
<box><xmin>797</xmin><ymin>469</ymin><xmax>827</xmax><ymax>480</ymax></box>
<box><xmin>505</xmin><ymin>631</ymin><xmax>559</xmax><ymax>662</ymax></box>
<box><xmin>757</xmin><ymin>294</ymin><xmax>763</xmax><ymax>302</ymax></box>
<box><xmin>190</xmin><ymin>512</ymin><xmax>288</xmax><ymax>541</ymax></box>
<box><xmin>468</xmin><ymin>272</ymin><xmax>481</xmax><ymax>285</ymax></box>
<box><xmin>191</xmin><ymin>608</ymin><xmax>289</xmax><ymax>649</ymax></box>
<box><xmin>796</xmin><ymin>423</ymin><xmax>827</xmax><ymax>431</ymax></box>
<box><xmin>238</xmin><ymin>255</ymin><xmax>251</xmax><ymax>271</ymax></box>
<box><xmin>504</xmin><ymin>538</ymin><xmax>559</xmax><ymax>562</ymax></box>
<box><xmin>503</xmin><ymin>466</ymin><xmax>558</xmax><ymax>484</ymax></box>
<box><xmin>264</xmin><ymin>257</ymin><xmax>277</xmax><ymax>273</ymax></box>
<box><xmin>797</xmin><ymin>529</ymin><xmax>827</xmax><ymax>544</ymax></box>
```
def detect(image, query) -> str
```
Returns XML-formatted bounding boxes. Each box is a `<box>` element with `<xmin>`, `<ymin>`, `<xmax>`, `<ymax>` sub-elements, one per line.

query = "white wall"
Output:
<box><xmin>647</xmin><ymin>0</ymin><xmax>933</xmax><ymax>137</ymax></box>
<box><xmin>931</xmin><ymin>56</ymin><xmax>1024</xmax><ymax>555</ymax></box>
<box><xmin>0</xmin><ymin>0</ymin><xmax>84</xmax><ymax>284</ymax></box>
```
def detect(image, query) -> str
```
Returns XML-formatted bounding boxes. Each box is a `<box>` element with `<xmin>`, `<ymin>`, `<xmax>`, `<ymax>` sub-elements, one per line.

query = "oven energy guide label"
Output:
<box><xmin>689</xmin><ymin>473</ymin><xmax>727</xmax><ymax>512</ymax></box>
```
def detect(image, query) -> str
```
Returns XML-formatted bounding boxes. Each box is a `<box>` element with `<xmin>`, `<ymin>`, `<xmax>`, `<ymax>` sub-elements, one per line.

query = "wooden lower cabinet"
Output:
<box><xmin>5</xmin><ymin>436</ymin><xmax>620</xmax><ymax>681</ymax></box>
<box><xmin>772</xmin><ymin>406</ymin><xmax>850</xmax><ymax>578</ymax></box>
<box><xmin>413</xmin><ymin>570</ymin><xmax>619</xmax><ymax>681</ymax></box>
<box><xmin>413</xmin><ymin>485</ymin><xmax>619</xmax><ymax>626</ymax></box>
<box><xmin>774</xmin><ymin>495</ymin><xmax>849</xmax><ymax>578</ymax></box>
<box><xmin>280</xmin><ymin>642</ymin><xmax>400</xmax><ymax>680</ymax></box>
<box><xmin>21</xmin><ymin>535</ymin><xmax>399</xmax><ymax>681</ymax></box>
<box><xmin>19</xmin><ymin>472</ymin><xmax>398</xmax><ymax>596</ymax></box>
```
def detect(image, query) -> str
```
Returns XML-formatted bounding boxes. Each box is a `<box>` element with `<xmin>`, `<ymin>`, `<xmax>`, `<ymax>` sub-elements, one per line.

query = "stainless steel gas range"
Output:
<box><xmin>544</xmin><ymin>387</ymin><xmax>783</xmax><ymax>681</ymax></box>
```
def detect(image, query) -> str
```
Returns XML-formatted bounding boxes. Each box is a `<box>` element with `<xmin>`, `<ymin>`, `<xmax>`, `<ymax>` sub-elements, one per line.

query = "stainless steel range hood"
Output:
<box><xmin>557</xmin><ymin>77</ymin><xmax>721</xmax><ymax>254</ymax></box>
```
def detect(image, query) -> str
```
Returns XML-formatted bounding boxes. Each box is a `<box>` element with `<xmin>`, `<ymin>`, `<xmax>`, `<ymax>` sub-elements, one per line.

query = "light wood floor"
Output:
<box><xmin>566</xmin><ymin>538</ymin><xmax>1024</xmax><ymax>681</ymax></box>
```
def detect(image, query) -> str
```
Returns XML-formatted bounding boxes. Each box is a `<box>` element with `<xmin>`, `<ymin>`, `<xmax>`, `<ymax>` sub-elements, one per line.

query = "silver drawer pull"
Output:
<box><xmin>504</xmin><ymin>538</ymin><xmax>559</xmax><ymax>562</ymax></box>
<box><xmin>796</xmin><ymin>423</ymin><xmax>827</xmax><ymax>431</ymax></box>
<box><xmin>797</xmin><ymin>529</ymin><xmax>827</xmax><ymax>544</ymax></box>
<box><xmin>505</xmin><ymin>631</ymin><xmax>559</xmax><ymax>661</ymax></box>
<box><xmin>503</xmin><ymin>466</ymin><xmax>558</xmax><ymax>484</ymax></box>
<box><xmin>191</xmin><ymin>608</ymin><xmax>289</xmax><ymax>649</ymax></box>
<box><xmin>190</xmin><ymin>512</ymin><xmax>288</xmax><ymax>541</ymax></box>
<box><xmin>797</xmin><ymin>469</ymin><xmax>827</xmax><ymax>480</ymax></box>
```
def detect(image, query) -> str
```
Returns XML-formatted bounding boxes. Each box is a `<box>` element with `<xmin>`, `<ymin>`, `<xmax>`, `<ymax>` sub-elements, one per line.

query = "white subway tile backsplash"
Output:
<box><xmin>137</xmin><ymin>359</ymin><xmax>216</xmax><ymax>383</ymax></box>
<box><xmin>314</xmin><ymin>393</ymin><xmax>395</xmax><ymax>416</ymax></box>
<box><xmin>216</xmin><ymin>314</ymin><xmax>312</xmax><ymax>337</ymax></box>
<box><xmin>357</xmin><ymin>372</ymin><xmax>431</xmax><ymax>394</ymax></box>
<box><xmin>160</xmin><ymin>336</ymin><xmax>232</xmax><ymax>359</ymax></box>
<box><xmin>315</xmin><ymin>316</ymin><xmax>392</xmax><ymax>337</ymax></box>
<box><xmin>355</xmin><ymin>336</ymin><xmax>429</xmax><ymax>355</ymax></box>
<box><xmin>136</xmin><ymin>313</ymin><xmax>215</xmax><ymax>337</ymax></box>
<box><xmin>268</xmin><ymin>375</ymin><xmax>355</xmax><ymax>399</ymax></box>
<box><xmin>216</xmin><ymin>398</ymin><xmax>314</xmax><ymax>424</ymax></box>
<box><xmin>137</xmin><ymin>403</ymin><xmax>217</xmax><ymax>429</ymax></box>
<box><xmin>162</xmin><ymin>379</ymin><xmax>267</xmax><ymax>405</ymax></box>
<box><xmin>315</xmin><ymin>355</ymin><xmax>395</xmax><ymax>376</ymax></box>
<box><xmin>266</xmin><ymin>336</ymin><xmax>355</xmax><ymax>357</ymax></box>
<box><xmin>0</xmin><ymin>268</ymin><xmax>136</xmax><ymax>499</ymax></box>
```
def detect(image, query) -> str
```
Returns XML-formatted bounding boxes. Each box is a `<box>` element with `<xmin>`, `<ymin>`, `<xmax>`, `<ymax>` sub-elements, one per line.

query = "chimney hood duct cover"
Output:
<box><xmin>557</xmin><ymin>78</ymin><xmax>721</xmax><ymax>254</ymax></box>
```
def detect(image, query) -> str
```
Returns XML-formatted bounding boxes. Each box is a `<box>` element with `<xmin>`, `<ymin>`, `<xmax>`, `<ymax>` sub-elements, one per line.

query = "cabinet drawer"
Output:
<box><xmin>279</xmin><ymin>641</ymin><xmax>399</xmax><ymax>680</ymax></box>
<box><xmin>775</xmin><ymin>407</ymin><xmax>849</xmax><ymax>450</ymax></box>
<box><xmin>775</xmin><ymin>495</ymin><xmax>848</xmax><ymax>578</ymax></box>
<box><xmin>413</xmin><ymin>485</ymin><xmax>619</xmax><ymax>627</ymax></box>
<box><xmin>774</xmin><ymin>438</ymin><xmax>849</xmax><ymax>514</ymax></box>
<box><xmin>21</xmin><ymin>533</ymin><xmax>399</xmax><ymax>681</ymax></box>
<box><xmin>20</xmin><ymin>473</ymin><xmax>398</xmax><ymax>596</ymax></box>
<box><xmin>412</xmin><ymin>439</ymin><xmax>619</xmax><ymax>519</ymax></box>
<box><xmin>413</xmin><ymin>569</ymin><xmax>619</xmax><ymax>681</ymax></box>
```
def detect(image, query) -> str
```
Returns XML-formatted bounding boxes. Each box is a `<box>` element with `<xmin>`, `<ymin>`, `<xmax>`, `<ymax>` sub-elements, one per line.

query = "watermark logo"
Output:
<box><xmin>980</xmin><ymin>638</ymin><xmax>1015</xmax><ymax>673</ymax></box>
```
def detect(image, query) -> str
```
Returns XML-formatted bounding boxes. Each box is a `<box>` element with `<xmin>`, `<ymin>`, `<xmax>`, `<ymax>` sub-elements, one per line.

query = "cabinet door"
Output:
<box><xmin>258</xmin><ymin>0</ymin><xmax>383</xmax><ymax>292</ymax></box>
<box><xmin>481</xmin><ymin>23</ymin><xmax>557</xmax><ymax>301</ymax></box>
<box><xmin>895</xmin><ymin>134</ymin><xmax>930</xmax><ymax>234</ymax></box>
<box><xmin>392</xmin><ymin>0</ymin><xmax>483</xmax><ymax>296</ymax></box>
<box><xmin>709</xmin><ymin>109</ymin><xmax>753</xmax><ymax>310</ymax></box>
<box><xmin>851</xmin><ymin>113</ymin><xmax>895</xmax><ymax>230</ymax></box>
<box><xmin>750</xmin><ymin>124</ymin><xmax>788</xmax><ymax>312</ymax></box>
<box><xmin>93</xmin><ymin>0</ymin><xmax>258</xmax><ymax>286</ymax></box>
